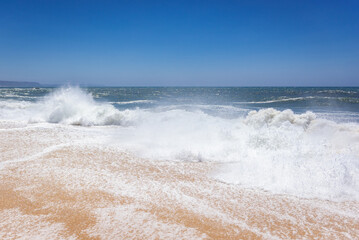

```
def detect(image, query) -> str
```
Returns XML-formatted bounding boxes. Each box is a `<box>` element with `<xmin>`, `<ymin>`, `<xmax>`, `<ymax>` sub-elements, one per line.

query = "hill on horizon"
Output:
<box><xmin>0</xmin><ymin>80</ymin><xmax>41</xmax><ymax>87</ymax></box>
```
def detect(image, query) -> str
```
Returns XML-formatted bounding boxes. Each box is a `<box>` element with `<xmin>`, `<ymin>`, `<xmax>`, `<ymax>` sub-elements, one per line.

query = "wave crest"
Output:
<box><xmin>29</xmin><ymin>87</ymin><xmax>132</xmax><ymax>126</ymax></box>
<box><xmin>244</xmin><ymin>108</ymin><xmax>316</xmax><ymax>128</ymax></box>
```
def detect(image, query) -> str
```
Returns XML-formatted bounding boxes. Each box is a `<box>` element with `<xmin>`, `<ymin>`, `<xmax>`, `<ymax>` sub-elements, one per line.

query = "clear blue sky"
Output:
<box><xmin>0</xmin><ymin>0</ymin><xmax>358</xmax><ymax>86</ymax></box>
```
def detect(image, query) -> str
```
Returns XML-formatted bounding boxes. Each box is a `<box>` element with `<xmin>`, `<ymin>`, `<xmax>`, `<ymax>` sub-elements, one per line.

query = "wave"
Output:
<box><xmin>0</xmin><ymin>87</ymin><xmax>135</xmax><ymax>126</ymax></box>
<box><xmin>317</xmin><ymin>89</ymin><xmax>357</xmax><ymax>94</ymax></box>
<box><xmin>214</xmin><ymin>110</ymin><xmax>359</xmax><ymax>201</ymax></box>
<box><xmin>338</xmin><ymin>97</ymin><xmax>359</xmax><ymax>104</ymax></box>
<box><xmin>0</xmin><ymin>100</ymin><xmax>34</xmax><ymax>109</ymax></box>
<box><xmin>235</xmin><ymin>97</ymin><xmax>314</xmax><ymax>104</ymax></box>
<box><xmin>236</xmin><ymin>96</ymin><xmax>359</xmax><ymax>104</ymax></box>
<box><xmin>1</xmin><ymin>86</ymin><xmax>359</xmax><ymax>201</ymax></box>
<box><xmin>110</xmin><ymin>100</ymin><xmax>155</xmax><ymax>105</ymax></box>
<box><xmin>105</xmin><ymin>107</ymin><xmax>358</xmax><ymax>201</ymax></box>
<box><xmin>0</xmin><ymin>92</ymin><xmax>40</xmax><ymax>99</ymax></box>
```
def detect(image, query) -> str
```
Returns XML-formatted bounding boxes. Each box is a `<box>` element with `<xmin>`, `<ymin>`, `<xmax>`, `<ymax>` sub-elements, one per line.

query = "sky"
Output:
<box><xmin>0</xmin><ymin>0</ymin><xmax>358</xmax><ymax>86</ymax></box>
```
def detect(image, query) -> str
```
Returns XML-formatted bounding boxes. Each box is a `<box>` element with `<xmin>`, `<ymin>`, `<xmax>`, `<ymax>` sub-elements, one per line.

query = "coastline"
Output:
<box><xmin>1</xmin><ymin>120</ymin><xmax>358</xmax><ymax>239</ymax></box>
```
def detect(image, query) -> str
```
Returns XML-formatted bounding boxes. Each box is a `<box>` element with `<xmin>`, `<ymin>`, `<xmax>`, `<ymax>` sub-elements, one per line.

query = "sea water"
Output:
<box><xmin>0</xmin><ymin>86</ymin><xmax>358</xmax><ymax>201</ymax></box>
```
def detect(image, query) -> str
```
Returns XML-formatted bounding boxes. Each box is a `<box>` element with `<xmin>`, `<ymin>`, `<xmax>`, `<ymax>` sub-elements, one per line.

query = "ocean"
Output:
<box><xmin>1</xmin><ymin>86</ymin><xmax>359</xmax><ymax>239</ymax></box>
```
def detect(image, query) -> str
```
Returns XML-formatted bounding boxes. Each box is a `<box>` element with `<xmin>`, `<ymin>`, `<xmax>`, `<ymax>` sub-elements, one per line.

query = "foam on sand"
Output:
<box><xmin>0</xmin><ymin>122</ymin><xmax>358</xmax><ymax>239</ymax></box>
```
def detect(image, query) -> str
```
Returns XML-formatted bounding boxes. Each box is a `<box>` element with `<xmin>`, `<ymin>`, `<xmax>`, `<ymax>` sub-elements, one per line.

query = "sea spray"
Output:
<box><xmin>215</xmin><ymin>109</ymin><xmax>359</xmax><ymax>201</ymax></box>
<box><xmin>1</xmin><ymin>86</ymin><xmax>358</xmax><ymax>201</ymax></box>
<box><xmin>105</xmin><ymin>107</ymin><xmax>358</xmax><ymax>201</ymax></box>
<box><xmin>0</xmin><ymin>87</ymin><xmax>133</xmax><ymax>126</ymax></box>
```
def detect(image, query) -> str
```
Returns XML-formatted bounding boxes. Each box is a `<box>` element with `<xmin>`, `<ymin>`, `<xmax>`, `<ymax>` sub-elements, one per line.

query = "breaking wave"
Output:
<box><xmin>33</xmin><ymin>87</ymin><xmax>130</xmax><ymax>126</ymax></box>
<box><xmin>235</xmin><ymin>96</ymin><xmax>359</xmax><ymax>104</ymax></box>
<box><xmin>235</xmin><ymin>97</ymin><xmax>312</xmax><ymax>104</ymax></box>
<box><xmin>110</xmin><ymin>100</ymin><xmax>155</xmax><ymax>105</ymax></box>
<box><xmin>0</xmin><ymin>87</ymin><xmax>135</xmax><ymax>126</ymax></box>
<box><xmin>105</xmin><ymin>107</ymin><xmax>358</xmax><ymax>201</ymax></box>
<box><xmin>1</xmin><ymin>86</ymin><xmax>358</xmax><ymax>201</ymax></box>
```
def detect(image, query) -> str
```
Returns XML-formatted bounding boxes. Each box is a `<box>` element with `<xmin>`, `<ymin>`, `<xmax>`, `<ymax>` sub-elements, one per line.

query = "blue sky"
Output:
<box><xmin>0</xmin><ymin>0</ymin><xmax>358</xmax><ymax>86</ymax></box>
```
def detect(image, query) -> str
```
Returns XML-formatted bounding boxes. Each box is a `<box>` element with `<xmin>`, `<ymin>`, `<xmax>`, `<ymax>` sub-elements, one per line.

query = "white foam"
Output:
<box><xmin>86</xmin><ymin>206</ymin><xmax>208</xmax><ymax>239</ymax></box>
<box><xmin>105</xmin><ymin>108</ymin><xmax>359</xmax><ymax>201</ymax></box>
<box><xmin>214</xmin><ymin>109</ymin><xmax>359</xmax><ymax>201</ymax></box>
<box><xmin>234</xmin><ymin>96</ymin><xmax>344</xmax><ymax>104</ymax></box>
<box><xmin>0</xmin><ymin>143</ymin><xmax>72</xmax><ymax>169</ymax></box>
<box><xmin>0</xmin><ymin>87</ymin><xmax>136</xmax><ymax>126</ymax></box>
<box><xmin>235</xmin><ymin>97</ymin><xmax>310</xmax><ymax>104</ymax></box>
<box><xmin>1</xmin><ymin>87</ymin><xmax>359</xmax><ymax>201</ymax></box>
<box><xmin>0</xmin><ymin>100</ymin><xmax>33</xmax><ymax>110</ymax></box>
<box><xmin>0</xmin><ymin>209</ymin><xmax>75</xmax><ymax>240</ymax></box>
<box><xmin>317</xmin><ymin>89</ymin><xmax>357</xmax><ymax>94</ymax></box>
<box><xmin>110</xmin><ymin>100</ymin><xmax>155</xmax><ymax>105</ymax></box>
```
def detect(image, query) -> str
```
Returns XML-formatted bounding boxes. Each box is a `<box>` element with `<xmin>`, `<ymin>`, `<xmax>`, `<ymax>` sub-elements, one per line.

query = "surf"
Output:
<box><xmin>1</xmin><ymin>86</ymin><xmax>358</xmax><ymax>201</ymax></box>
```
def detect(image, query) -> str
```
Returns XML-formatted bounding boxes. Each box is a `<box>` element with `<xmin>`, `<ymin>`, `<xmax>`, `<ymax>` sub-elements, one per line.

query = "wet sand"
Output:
<box><xmin>1</xmin><ymin>120</ymin><xmax>358</xmax><ymax>239</ymax></box>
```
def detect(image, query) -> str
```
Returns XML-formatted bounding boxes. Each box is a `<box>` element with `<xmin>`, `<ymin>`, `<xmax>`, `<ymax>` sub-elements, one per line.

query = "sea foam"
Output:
<box><xmin>0</xmin><ymin>87</ymin><xmax>134</xmax><ymax>126</ymax></box>
<box><xmin>35</xmin><ymin>87</ymin><xmax>132</xmax><ymax>126</ymax></box>
<box><xmin>1</xmin><ymin>86</ymin><xmax>358</xmax><ymax>201</ymax></box>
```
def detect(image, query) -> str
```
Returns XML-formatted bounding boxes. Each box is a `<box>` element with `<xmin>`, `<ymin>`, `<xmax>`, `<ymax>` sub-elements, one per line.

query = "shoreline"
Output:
<box><xmin>1</xmin><ymin>120</ymin><xmax>359</xmax><ymax>239</ymax></box>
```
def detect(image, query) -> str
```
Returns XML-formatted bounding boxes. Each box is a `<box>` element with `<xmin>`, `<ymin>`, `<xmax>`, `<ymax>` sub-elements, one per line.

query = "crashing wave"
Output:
<box><xmin>1</xmin><ymin>86</ymin><xmax>358</xmax><ymax>201</ymax></box>
<box><xmin>244</xmin><ymin>108</ymin><xmax>316</xmax><ymax>128</ymax></box>
<box><xmin>27</xmin><ymin>87</ymin><xmax>135</xmax><ymax>126</ymax></box>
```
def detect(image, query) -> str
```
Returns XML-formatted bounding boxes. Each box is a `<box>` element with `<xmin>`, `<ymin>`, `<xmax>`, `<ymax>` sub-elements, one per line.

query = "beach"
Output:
<box><xmin>1</xmin><ymin>119</ymin><xmax>359</xmax><ymax>239</ymax></box>
<box><xmin>0</xmin><ymin>87</ymin><xmax>359</xmax><ymax>239</ymax></box>
<box><xmin>2</xmin><ymin>0</ymin><xmax>359</xmax><ymax>238</ymax></box>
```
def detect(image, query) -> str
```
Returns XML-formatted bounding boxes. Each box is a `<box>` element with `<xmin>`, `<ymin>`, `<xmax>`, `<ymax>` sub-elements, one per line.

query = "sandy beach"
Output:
<box><xmin>1</xmin><ymin>120</ymin><xmax>358</xmax><ymax>239</ymax></box>
<box><xmin>2</xmin><ymin>0</ymin><xmax>359</xmax><ymax>238</ymax></box>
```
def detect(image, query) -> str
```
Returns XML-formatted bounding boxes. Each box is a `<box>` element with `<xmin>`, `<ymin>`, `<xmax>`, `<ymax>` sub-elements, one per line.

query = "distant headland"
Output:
<box><xmin>0</xmin><ymin>81</ymin><xmax>41</xmax><ymax>87</ymax></box>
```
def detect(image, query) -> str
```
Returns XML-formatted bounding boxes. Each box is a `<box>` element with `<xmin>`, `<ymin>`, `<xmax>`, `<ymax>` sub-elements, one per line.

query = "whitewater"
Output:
<box><xmin>1</xmin><ymin>86</ymin><xmax>358</xmax><ymax>201</ymax></box>
<box><xmin>1</xmin><ymin>86</ymin><xmax>359</xmax><ymax>239</ymax></box>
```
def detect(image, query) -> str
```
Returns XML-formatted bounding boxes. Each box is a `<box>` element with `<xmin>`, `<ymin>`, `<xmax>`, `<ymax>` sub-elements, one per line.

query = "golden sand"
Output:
<box><xmin>0</xmin><ymin>121</ymin><xmax>358</xmax><ymax>239</ymax></box>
